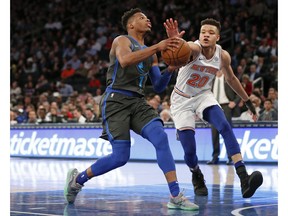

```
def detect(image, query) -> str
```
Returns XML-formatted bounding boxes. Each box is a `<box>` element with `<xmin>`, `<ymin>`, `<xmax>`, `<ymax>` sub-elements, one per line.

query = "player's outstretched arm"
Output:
<box><xmin>164</xmin><ymin>18</ymin><xmax>185</xmax><ymax>38</ymax></box>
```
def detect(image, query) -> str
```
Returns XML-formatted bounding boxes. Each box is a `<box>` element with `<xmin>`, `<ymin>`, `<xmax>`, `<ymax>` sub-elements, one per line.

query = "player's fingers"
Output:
<box><xmin>173</xmin><ymin>20</ymin><xmax>178</xmax><ymax>28</ymax></box>
<box><xmin>165</xmin><ymin>19</ymin><xmax>173</xmax><ymax>28</ymax></box>
<box><xmin>179</xmin><ymin>31</ymin><xmax>186</xmax><ymax>38</ymax></box>
<box><xmin>163</xmin><ymin>22</ymin><xmax>168</xmax><ymax>29</ymax></box>
<box><xmin>169</xmin><ymin>18</ymin><xmax>177</xmax><ymax>28</ymax></box>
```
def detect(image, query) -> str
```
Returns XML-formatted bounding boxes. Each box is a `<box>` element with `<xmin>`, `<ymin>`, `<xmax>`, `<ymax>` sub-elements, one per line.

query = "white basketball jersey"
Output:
<box><xmin>174</xmin><ymin>40</ymin><xmax>222</xmax><ymax>97</ymax></box>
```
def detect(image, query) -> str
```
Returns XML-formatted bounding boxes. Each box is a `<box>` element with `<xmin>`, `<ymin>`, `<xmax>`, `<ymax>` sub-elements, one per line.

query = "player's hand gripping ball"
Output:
<box><xmin>161</xmin><ymin>38</ymin><xmax>191</xmax><ymax>67</ymax></box>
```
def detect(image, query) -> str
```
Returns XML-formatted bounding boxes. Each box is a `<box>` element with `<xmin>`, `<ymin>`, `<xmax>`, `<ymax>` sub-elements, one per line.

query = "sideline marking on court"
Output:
<box><xmin>231</xmin><ymin>204</ymin><xmax>277</xmax><ymax>216</ymax></box>
<box><xmin>10</xmin><ymin>211</ymin><xmax>62</xmax><ymax>216</ymax></box>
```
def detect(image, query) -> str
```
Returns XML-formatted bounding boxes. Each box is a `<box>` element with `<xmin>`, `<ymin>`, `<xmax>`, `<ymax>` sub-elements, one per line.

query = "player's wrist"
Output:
<box><xmin>245</xmin><ymin>99</ymin><xmax>256</xmax><ymax>115</ymax></box>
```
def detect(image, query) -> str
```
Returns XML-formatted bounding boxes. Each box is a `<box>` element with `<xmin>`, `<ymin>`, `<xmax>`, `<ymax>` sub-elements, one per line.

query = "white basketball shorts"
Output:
<box><xmin>170</xmin><ymin>90</ymin><xmax>220</xmax><ymax>130</ymax></box>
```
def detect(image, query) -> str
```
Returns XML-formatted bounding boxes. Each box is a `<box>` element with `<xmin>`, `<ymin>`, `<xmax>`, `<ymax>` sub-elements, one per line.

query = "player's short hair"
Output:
<box><xmin>201</xmin><ymin>18</ymin><xmax>221</xmax><ymax>33</ymax></box>
<box><xmin>121</xmin><ymin>8</ymin><xmax>142</xmax><ymax>31</ymax></box>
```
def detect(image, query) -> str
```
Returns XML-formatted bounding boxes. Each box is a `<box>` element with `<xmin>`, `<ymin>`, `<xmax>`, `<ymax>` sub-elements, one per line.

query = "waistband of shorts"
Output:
<box><xmin>173</xmin><ymin>87</ymin><xmax>193</xmax><ymax>98</ymax></box>
<box><xmin>106</xmin><ymin>87</ymin><xmax>143</xmax><ymax>98</ymax></box>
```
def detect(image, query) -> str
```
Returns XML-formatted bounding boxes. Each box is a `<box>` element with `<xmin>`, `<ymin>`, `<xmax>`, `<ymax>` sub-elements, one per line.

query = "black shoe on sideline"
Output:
<box><xmin>226</xmin><ymin>158</ymin><xmax>233</xmax><ymax>165</ymax></box>
<box><xmin>207</xmin><ymin>158</ymin><xmax>219</xmax><ymax>165</ymax></box>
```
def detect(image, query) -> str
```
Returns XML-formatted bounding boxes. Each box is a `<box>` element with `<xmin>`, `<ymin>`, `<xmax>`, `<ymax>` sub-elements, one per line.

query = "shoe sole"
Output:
<box><xmin>167</xmin><ymin>202</ymin><xmax>199</xmax><ymax>211</ymax></box>
<box><xmin>242</xmin><ymin>171</ymin><xmax>263</xmax><ymax>198</ymax></box>
<box><xmin>64</xmin><ymin>168</ymin><xmax>77</xmax><ymax>204</ymax></box>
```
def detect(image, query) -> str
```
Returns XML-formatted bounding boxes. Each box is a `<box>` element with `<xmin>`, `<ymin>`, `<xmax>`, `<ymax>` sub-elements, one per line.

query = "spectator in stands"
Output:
<box><xmin>63</xmin><ymin>43</ymin><xmax>76</xmax><ymax>60</ymax></box>
<box><xmin>161</xmin><ymin>99</ymin><xmax>171</xmax><ymax>111</ymax></box>
<box><xmin>258</xmin><ymin>99</ymin><xmax>278</xmax><ymax>121</ymax></box>
<box><xmin>23</xmin><ymin>57</ymin><xmax>38</xmax><ymax>75</ymax></box>
<box><xmin>252</xmin><ymin>87</ymin><xmax>266</xmax><ymax>105</ymax></box>
<box><xmin>74</xmin><ymin>63</ymin><xmax>88</xmax><ymax>78</ymax></box>
<box><xmin>250</xmin><ymin>94</ymin><xmax>262</xmax><ymax>115</ymax></box>
<box><xmin>72</xmin><ymin>106</ymin><xmax>86</xmax><ymax>123</ymax></box>
<box><xmin>235</xmin><ymin>65</ymin><xmax>245</xmax><ymax>81</ymax></box>
<box><xmin>66</xmin><ymin>54</ymin><xmax>82</xmax><ymax>70</ymax></box>
<box><xmin>23</xmin><ymin>81</ymin><xmax>36</xmax><ymax>96</ymax></box>
<box><xmin>25</xmin><ymin>104</ymin><xmax>35</xmax><ymax>118</ymax></box>
<box><xmin>35</xmin><ymin>74</ymin><xmax>50</xmax><ymax>94</ymax></box>
<box><xmin>93</xmin><ymin>88</ymin><xmax>103</xmax><ymax>105</ymax></box>
<box><xmin>58</xmin><ymin>80</ymin><xmax>74</xmax><ymax>98</ymax></box>
<box><xmin>83</xmin><ymin>55</ymin><xmax>94</xmax><ymax>70</ymax></box>
<box><xmin>60</xmin><ymin>103</ymin><xmax>74</xmax><ymax>123</ymax></box>
<box><xmin>15</xmin><ymin>107</ymin><xmax>27</xmax><ymax>124</ymax></box>
<box><xmin>36</xmin><ymin>105</ymin><xmax>48</xmax><ymax>124</ymax></box>
<box><xmin>268</xmin><ymin>39</ymin><xmax>278</xmax><ymax>57</ymax></box>
<box><xmin>255</xmin><ymin>56</ymin><xmax>267</xmax><ymax>75</ymax></box>
<box><xmin>61</xmin><ymin>63</ymin><xmax>75</xmax><ymax>80</ymax></box>
<box><xmin>10</xmin><ymin>110</ymin><xmax>18</xmax><ymax>125</ymax></box>
<box><xmin>42</xmin><ymin>101</ymin><xmax>51</xmax><ymax>114</ymax></box>
<box><xmin>160</xmin><ymin>109</ymin><xmax>173</xmax><ymax>123</ymax></box>
<box><xmin>77</xmin><ymin>87</ymin><xmax>90</xmax><ymax>102</ymax></box>
<box><xmin>47</xmin><ymin>107</ymin><xmax>64</xmax><ymax>123</ymax></box>
<box><xmin>52</xmin><ymin>92</ymin><xmax>64</xmax><ymax>109</ymax></box>
<box><xmin>267</xmin><ymin>87</ymin><xmax>278</xmax><ymax>111</ymax></box>
<box><xmin>49</xmin><ymin>56</ymin><xmax>61</xmax><ymax>81</ymax></box>
<box><xmin>241</xmin><ymin>74</ymin><xmax>253</xmax><ymax>96</ymax></box>
<box><xmin>10</xmin><ymin>81</ymin><xmax>22</xmax><ymax>101</ymax></box>
<box><xmin>248</xmin><ymin>63</ymin><xmax>262</xmax><ymax>86</ymax></box>
<box><xmin>238</xmin><ymin>58</ymin><xmax>249</xmax><ymax>75</ymax></box>
<box><xmin>27</xmin><ymin>110</ymin><xmax>38</xmax><ymax>124</ymax></box>
<box><xmin>84</xmin><ymin>104</ymin><xmax>100</xmax><ymax>123</ymax></box>
<box><xmin>147</xmin><ymin>93</ymin><xmax>162</xmax><ymax>113</ymax></box>
<box><xmin>257</xmin><ymin>38</ymin><xmax>271</xmax><ymax>58</ymax></box>
<box><xmin>85</xmin><ymin>93</ymin><xmax>95</xmax><ymax>105</ymax></box>
<box><xmin>45</xmin><ymin>101</ymin><xmax>60</xmax><ymax>121</ymax></box>
<box><xmin>88</xmin><ymin>74</ymin><xmax>101</xmax><ymax>90</ymax></box>
<box><xmin>87</xmin><ymin>64</ymin><xmax>100</xmax><ymax>79</ymax></box>
<box><xmin>76</xmin><ymin>32</ymin><xmax>87</xmax><ymax>47</ymax></box>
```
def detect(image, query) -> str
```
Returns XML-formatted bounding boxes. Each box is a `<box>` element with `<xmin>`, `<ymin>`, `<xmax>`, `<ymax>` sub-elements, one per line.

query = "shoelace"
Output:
<box><xmin>177</xmin><ymin>189</ymin><xmax>188</xmax><ymax>202</ymax></box>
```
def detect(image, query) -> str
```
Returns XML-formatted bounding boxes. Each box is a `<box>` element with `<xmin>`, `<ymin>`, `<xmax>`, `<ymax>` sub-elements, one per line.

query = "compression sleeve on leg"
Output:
<box><xmin>203</xmin><ymin>105</ymin><xmax>241</xmax><ymax>156</ymax></box>
<box><xmin>177</xmin><ymin>129</ymin><xmax>198</xmax><ymax>168</ymax></box>
<box><xmin>141</xmin><ymin>119</ymin><xmax>176</xmax><ymax>174</ymax></box>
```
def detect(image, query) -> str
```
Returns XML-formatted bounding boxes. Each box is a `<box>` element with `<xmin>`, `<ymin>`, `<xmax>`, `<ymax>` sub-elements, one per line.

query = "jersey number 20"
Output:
<box><xmin>186</xmin><ymin>73</ymin><xmax>209</xmax><ymax>88</ymax></box>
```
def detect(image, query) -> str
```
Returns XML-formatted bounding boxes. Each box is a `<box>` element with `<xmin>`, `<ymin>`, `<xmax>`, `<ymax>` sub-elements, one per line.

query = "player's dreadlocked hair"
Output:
<box><xmin>121</xmin><ymin>8</ymin><xmax>142</xmax><ymax>31</ymax></box>
<box><xmin>201</xmin><ymin>18</ymin><xmax>221</xmax><ymax>33</ymax></box>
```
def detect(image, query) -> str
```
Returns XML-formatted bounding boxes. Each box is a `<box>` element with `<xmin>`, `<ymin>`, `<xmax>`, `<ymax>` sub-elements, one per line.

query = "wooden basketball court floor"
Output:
<box><xmin>10</xmin><ymin>158</ymin><xmax>278</xmax><ymax>216</ymax></box>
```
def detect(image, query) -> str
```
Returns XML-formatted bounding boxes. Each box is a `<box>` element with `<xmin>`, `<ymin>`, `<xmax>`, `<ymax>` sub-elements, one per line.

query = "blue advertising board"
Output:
<box><xmin>10</xmin><ymin>123</ymin><xmax>278</xmax><ymax>163</ymax></box>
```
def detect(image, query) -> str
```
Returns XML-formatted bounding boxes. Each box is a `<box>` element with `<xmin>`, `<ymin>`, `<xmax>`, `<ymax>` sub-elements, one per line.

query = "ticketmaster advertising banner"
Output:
<box><xmin>10</xmin><ymin>127</ymin><xmax>278</xmax><ymax>162</ymax></box>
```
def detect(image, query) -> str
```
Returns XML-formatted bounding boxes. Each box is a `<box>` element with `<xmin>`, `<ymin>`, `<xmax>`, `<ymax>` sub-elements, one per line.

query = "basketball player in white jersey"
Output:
<box><xmin>164</xmin><ymin>18</ymin><xmax>263</xmax><ymax>198</ymax></box>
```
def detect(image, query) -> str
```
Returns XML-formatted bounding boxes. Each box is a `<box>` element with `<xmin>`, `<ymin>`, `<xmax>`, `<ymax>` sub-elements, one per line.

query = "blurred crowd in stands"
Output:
<box><xmin>10</xmin><ymin>0</ymin><xmax>278</xmax><ymax>125</ymax></box>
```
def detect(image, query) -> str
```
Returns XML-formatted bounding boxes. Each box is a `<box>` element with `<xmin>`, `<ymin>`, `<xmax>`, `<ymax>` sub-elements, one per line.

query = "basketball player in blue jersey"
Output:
<box><xmin>64</xmin><ymin>8</ymin><xmax>199</xmax><ymax>211</ymax></box>
<box><xmin>164</xmin><ymin>18</ymin><xmax>263</xmax><ymax>198</ymax></box>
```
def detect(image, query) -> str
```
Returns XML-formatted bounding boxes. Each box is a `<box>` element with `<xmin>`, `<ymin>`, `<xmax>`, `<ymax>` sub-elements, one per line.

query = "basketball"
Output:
<box><xmin>161</xmin><ymin>38</ymin><xmax>191</xmax><ymax>67</ymax></box>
